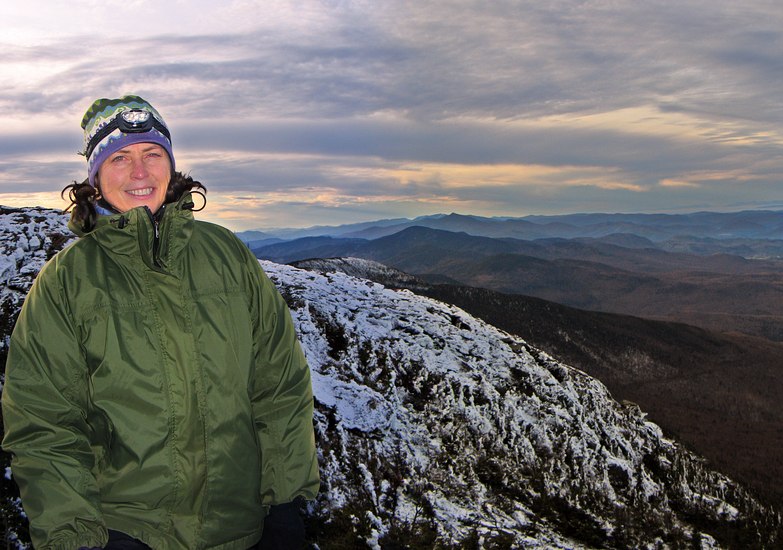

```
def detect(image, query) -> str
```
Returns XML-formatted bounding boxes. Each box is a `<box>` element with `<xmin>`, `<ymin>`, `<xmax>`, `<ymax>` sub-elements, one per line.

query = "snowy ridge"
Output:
<box><xmin>0</xmin><ymin>207</ymin><xmax>74</xmax><ymax>356</ymax></box>
<box><xmin>291</xmin><ymin>257</ymin><xmax>427</xmax><ymax>290</ymax></box>
<box><xmin>264</xmin><ymin>261</ymin><xmax>780</xmax><ymax>548</ymax></box>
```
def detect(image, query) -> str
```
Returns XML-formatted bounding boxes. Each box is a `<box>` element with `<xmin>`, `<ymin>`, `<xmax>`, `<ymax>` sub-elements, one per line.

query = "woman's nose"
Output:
<box><xmin>130</xmin><ymin>157</ymin><xmax>149</xmax><ymax>179</ymax></box>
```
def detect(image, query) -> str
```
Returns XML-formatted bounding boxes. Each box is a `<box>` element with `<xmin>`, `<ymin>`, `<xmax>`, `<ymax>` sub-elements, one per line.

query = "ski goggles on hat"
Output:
<box><xmin>84</xmin><ymin>109</ymin><xmax>172</xmax><ymax>160</ymax></box>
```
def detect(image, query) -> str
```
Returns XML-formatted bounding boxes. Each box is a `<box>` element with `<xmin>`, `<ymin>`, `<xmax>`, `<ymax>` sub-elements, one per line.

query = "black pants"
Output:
<box><xmin>105</xmin><ymin>530</ymin><xmax>276</xmax><ymax>550</ymax></box>
<box><xmin>104</xmin><ymin>500</ymin><xmax>305</xmax><ymax>548</ymax></box>
<box><xmin>104</xmin><ymin>530</ymin><xmax>151</xmax><ymax>550</ymax></box>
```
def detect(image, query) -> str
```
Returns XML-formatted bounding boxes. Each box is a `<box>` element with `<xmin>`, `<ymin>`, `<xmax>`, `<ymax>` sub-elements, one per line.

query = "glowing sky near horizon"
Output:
<box><xmin>2</xmin><ymin>0</ymin><xmax>783</xmax><ymax>231</ymax></box>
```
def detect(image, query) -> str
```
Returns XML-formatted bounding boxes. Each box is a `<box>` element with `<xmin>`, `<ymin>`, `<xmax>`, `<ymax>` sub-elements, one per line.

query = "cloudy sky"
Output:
<box><xmin>2</xmin><ymin>1</ymin><xmax>783</xmax><ymax>230</ymax></box>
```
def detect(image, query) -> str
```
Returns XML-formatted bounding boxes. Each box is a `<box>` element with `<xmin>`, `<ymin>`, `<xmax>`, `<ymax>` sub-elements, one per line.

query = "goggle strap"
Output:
<box><xmin>84</xmin><ymin>112</ymin><xmax>171</xmax><ymax>159</ymax></box>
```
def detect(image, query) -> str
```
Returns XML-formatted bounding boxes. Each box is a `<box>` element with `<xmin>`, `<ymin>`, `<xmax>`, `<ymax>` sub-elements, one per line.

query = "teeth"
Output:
<box><xmin>127</xmin><ymin>188</ymin><xmax>153</xmax><ymax>197</ymax></box>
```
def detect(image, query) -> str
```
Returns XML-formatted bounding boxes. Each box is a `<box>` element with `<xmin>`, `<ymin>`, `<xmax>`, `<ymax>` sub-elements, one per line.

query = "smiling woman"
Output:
<box><xmin>1</xmin><ymin>95</ymin><xmax>320</xmax><ymax>550</ymax></box>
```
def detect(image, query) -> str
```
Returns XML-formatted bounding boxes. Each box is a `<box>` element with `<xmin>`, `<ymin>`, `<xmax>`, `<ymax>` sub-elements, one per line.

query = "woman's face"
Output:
<box><xmin>97</xmin><ymin>142</ymin><xmax>171</xmax><ymax>214</ymax></box>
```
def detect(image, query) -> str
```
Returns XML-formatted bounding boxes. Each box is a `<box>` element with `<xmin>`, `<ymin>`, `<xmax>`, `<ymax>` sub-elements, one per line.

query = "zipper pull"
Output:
<box><xmin>145</xmin><ymin>205</ymin><xmax>163</xmax><ymax>268</ymax></box>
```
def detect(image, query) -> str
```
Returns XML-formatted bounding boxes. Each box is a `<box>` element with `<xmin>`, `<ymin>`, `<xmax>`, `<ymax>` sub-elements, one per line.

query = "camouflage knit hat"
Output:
<box><xmin>81</xmin><ymin>95</ymin><xmax>174</xmax><ymax>186</ymax></box>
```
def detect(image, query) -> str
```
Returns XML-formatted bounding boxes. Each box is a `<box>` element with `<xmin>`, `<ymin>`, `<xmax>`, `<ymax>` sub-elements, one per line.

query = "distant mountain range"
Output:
<box><xmin>243</xmin><ymin>211</ymin><xmax>783</xmax><ymax>342</ymax></box>
<box><xmin>239</xmin><ymin>210</ymin><xmax>783</xmax><ymax>254</ymax></box>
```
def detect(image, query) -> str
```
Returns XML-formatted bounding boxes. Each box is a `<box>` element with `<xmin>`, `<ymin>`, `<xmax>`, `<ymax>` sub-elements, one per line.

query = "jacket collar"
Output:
<box><xmin>69</xmin><ymin>193</ymin><xmax>196</xmax><ymax>272</ymax></box>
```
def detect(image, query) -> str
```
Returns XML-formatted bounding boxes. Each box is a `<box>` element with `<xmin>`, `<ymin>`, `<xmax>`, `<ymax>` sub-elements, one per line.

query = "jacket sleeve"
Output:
<box><xmin>1</xmin><ymin>259</ymin><xmax>108</xmax><ymax>550</ymax></box>
<box><xmin>244</xmin><ymin>250</ymin><xmax>320</xmax><ymax>506</ymax></box>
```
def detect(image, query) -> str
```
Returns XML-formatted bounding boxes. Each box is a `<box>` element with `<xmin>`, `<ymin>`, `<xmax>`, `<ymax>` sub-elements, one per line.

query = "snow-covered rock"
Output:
<box><xmin>265</xmin><ymin>261</ymin><xmax>781</xmax><ymax>549</ymax></box>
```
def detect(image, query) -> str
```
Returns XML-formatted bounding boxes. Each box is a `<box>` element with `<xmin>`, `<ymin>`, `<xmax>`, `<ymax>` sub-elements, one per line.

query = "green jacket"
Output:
<box><xmin>2</xmin><ymin>195</ymin><xmax>319</xmax><ymax>549</ymax></box>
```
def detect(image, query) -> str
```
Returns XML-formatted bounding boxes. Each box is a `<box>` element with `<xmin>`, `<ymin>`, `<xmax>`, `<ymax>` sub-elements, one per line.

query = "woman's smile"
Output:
<box><xmin>126</xmin><ymin>187</ymin><xmax>155</xmax><ymax>197</ymax></box>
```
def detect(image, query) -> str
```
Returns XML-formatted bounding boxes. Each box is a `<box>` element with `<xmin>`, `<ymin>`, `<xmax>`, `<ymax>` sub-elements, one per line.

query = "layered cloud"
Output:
<box><xmin>1</xmin><ymin>0</ymin><xmax>783</xmax><ymax>229</ymax></box>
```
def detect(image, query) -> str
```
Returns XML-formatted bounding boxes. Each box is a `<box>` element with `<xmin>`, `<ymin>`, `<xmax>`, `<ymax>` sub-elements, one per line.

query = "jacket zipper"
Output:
<box><xmin>145</xmin><ymin>205</ymin><xmax>165</xmax><ymax>268</ymax></box>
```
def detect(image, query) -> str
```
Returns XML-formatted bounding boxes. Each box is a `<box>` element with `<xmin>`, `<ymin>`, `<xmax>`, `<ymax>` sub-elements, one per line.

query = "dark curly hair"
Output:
<box><xmin>62</xmin><ymin>170</ymin><xmax>206</xmax><ymax>233</ymax></box>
